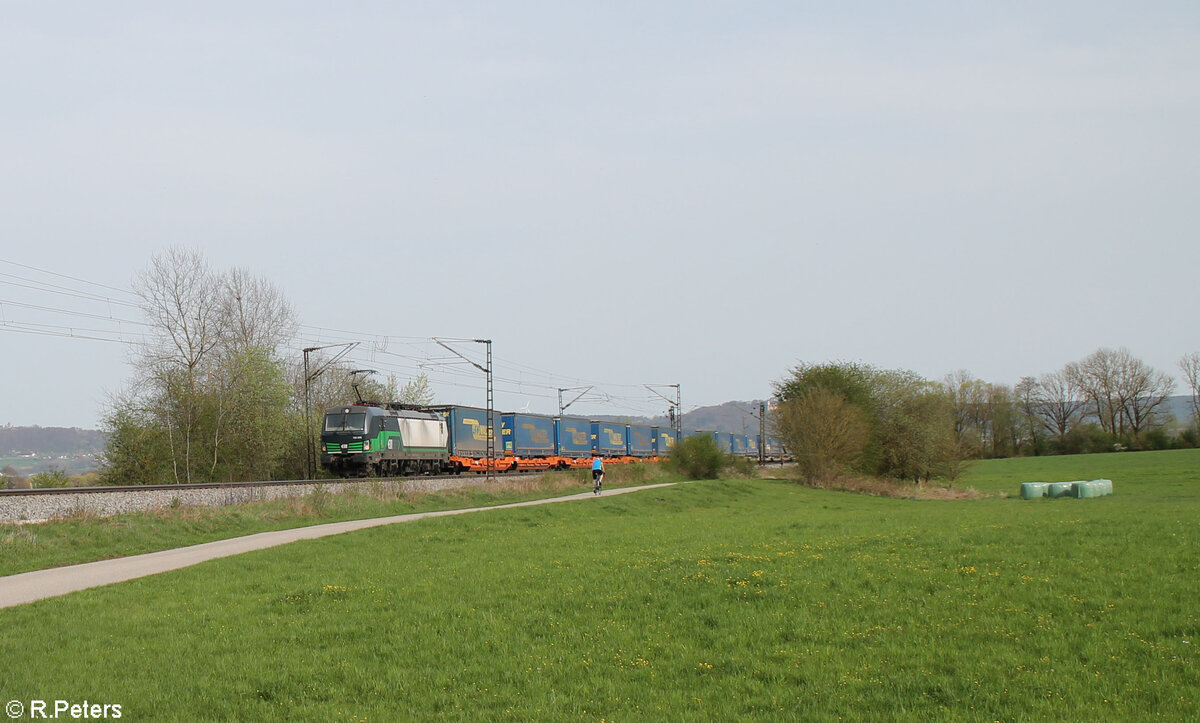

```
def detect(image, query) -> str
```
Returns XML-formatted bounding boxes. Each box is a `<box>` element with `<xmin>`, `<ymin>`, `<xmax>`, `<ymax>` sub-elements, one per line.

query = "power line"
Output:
<box><xmin>0</xmin><ymin>258</ymin><xmax>138</xmax><ymax>298</ymax></box>
<box><xmin>1</xmin><ymin>262</ymin><xmax>694</xmax><ymax>418</ymax></box>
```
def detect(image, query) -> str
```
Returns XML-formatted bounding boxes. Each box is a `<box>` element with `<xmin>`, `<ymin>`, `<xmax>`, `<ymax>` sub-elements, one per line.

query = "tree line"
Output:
<box><xmin>102</xmin><ymin>248</ymin><xmax>433</xmax><ymax>486</ymax></box>
<box><xmin>773</xmin><ymin>350</ymin><xmax>1200</xmax><ymax>487</ymax></box>
<box><xmin>98</xmin><ymin>248</ymin><xmax>1200</xmax><ymax>487</ymax></box>
<box><xmin>946</xmin><ymin>347</ymin><xmax>1197</xmax><ymax>458</ymax></box>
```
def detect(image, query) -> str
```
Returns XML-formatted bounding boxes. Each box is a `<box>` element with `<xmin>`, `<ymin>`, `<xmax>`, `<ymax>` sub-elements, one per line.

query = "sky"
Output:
<box><xmin>2</xmin><ymin>1</ymin><xmax>1198</xmax><ymax>429</ymax></box>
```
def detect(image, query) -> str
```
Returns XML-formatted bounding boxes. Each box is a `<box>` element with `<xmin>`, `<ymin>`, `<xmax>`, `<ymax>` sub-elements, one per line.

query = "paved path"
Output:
<box><xmin>0</xmin><ymin>483</ymin><xmax>674</xmax><ymax>609</ymax></box>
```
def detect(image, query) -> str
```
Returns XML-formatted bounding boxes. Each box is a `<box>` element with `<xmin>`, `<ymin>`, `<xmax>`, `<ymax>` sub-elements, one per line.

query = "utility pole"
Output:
<box><xmin>557</xmin><ymin>386</ymin><xmax>594</xmax><ymax>416</ymax></box>
<box><xmin>302</xmin><ymin>342</ymin><xmax>358</xmax><ymax>480</ymax></box>
<box><xmin>435</xmin><ymin>337</ymin><xmax>495</xmax><ymax>483</ymax></box>
<box><xmin>645</xmin><ymin>383</ymin><xmax>681</xmax><ymax>436</ymax></box>
<box><xmin>759</xmin><ymin>400</ymin><xmax>766</xmax><ymax>465</ymax></box>
<box><xmin>732</xmin><ymin>401</ymin><xmax>769</xmax><ymax>465</ymax></box>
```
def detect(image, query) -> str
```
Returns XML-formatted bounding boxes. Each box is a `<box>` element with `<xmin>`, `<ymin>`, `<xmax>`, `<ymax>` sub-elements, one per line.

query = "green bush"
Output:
<box><xmin>725</xmin><ymin>453</ymin><xmax>758</xmax><ymax>477</ymax></box>
<box><xmin>1054</xmin><ymin>423</ymin><xmax>1118</xmax><ymax>455</ymax></box>
<box><xmin>28</xmin><ymin>467</ymin><xmax>71</xmax><ymax>488</ymax></box>
<box><xmin>667</xmin><ymin>434</ymin><xmax>726</xmax><ymax>480</ymax></box>
<box><xmin>775</xmin><ymin>362</ymin><xmax>960</xmax><ymax>483</ymax></box>
<box><xmin>1139</xmin><ymin>427</ymin><xmax>1178</xmax><ymax>451</ymax></box>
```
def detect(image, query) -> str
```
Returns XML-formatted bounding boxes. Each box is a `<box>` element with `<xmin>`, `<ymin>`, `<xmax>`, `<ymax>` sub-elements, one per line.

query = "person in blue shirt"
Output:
<box><xmin>591</xmin><ymin>454</ymin><xmax>604</xmax><ymax>494</ymax></box>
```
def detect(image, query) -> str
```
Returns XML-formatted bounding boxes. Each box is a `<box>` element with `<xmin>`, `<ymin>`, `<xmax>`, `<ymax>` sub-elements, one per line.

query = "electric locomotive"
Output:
<box><xmin>320</xmin><ymin>404</ymin><xmax>449</xmax><ymax>477</ymax></box>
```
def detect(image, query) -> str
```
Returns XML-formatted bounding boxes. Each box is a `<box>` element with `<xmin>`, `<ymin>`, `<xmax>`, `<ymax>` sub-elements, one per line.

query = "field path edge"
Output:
<box><xmin>0</xmin><ymin>482</ymin><xmax>676</xmax><ymax>609</ymax></box>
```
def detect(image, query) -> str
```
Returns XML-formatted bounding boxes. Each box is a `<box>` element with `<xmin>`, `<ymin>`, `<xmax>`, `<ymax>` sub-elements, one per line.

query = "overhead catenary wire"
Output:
<box><xmin>1</xmin><ymin>258</ymin><xmax>697</xmax><ymax>419</ymax></box>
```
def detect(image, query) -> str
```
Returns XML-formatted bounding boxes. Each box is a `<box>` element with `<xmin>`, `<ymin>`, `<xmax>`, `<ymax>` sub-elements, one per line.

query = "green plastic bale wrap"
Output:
<box><xmin>1048</xmin><ymin>481</ymin><xmax>1077</xmax><ymax>498</ymax></box>
<box><xmin>1092</xmin><ymin>478</ymin><xmax>1113</xmax><ymax>495</ymax></box>
<box><xmin>1020</xmin><ymin>482</ymin><xmax>1049</xmax><ymax>499</ymax></box>
<box><xmin>1074</xmin><ymin>481</ymin><xmax>1105</xmax><ymax>498</ymax></box>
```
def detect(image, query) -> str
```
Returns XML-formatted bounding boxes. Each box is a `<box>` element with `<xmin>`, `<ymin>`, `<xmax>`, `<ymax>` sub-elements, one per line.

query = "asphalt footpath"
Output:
<box><xmin>0</xmin><ymin>482</ymin><xmax>675</xmax><ymax>609</ymax></box>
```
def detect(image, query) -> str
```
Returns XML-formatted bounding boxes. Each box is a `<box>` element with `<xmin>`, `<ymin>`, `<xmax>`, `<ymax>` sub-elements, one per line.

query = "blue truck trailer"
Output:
<box><xmin>627</xmin><ymin>424</ymin><xmax>655</xmax><ymax>457</ymax></box>
<box><xmin>591</xmin><ymin>421</ymin><xmax>627</xmax><ymax>456</ymax></box>
<box><xmin>501</xmin><ymin>413</ymin><xmax>556</xmax><ymax>457</ymax></box>
<box><xmin>555</xmin><ymin>416</ymin><xmax>593</xmax><ymax>458</ymax></box>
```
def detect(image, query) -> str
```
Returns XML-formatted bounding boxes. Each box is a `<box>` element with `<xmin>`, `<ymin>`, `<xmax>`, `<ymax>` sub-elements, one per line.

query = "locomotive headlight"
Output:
<box><xmin>363</xmin><ymin>440</ymin><xmax>371</xmax><ymax>451</ymax></box>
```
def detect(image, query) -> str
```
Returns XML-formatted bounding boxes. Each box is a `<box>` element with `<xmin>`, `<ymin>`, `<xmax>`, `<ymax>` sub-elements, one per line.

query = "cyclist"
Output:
<box><xmin>591</xmin><ymin>453</ymin><xmax>604</xmax><ymax>494</ymax></box>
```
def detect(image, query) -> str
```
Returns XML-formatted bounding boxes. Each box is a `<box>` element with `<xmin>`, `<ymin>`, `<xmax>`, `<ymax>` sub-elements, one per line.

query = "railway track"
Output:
<box><xmin>0</xmin><ymin>472</ymin><xmax>546</xmax><ymax>524</ymax></box>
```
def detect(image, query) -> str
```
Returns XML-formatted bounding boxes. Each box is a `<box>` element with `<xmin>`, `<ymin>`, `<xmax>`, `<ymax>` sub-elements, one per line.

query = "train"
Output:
<box><xmin>319</xmin><ymin>402</ymin><xmax>788</xmax><ymax>477</ymax></box>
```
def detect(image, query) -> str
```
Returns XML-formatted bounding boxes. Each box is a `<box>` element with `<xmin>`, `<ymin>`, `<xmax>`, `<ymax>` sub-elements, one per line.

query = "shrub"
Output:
<box><xmin>774</xmin><ymin>387</ymin><xmax>868</xmax><ymax>484</ymax></box>
<box><xmin>725</xmin><ymin>454</ymin><xmax>758</xmax><ymax>478</ymax></box>
<box><xmin>774</xmin><ymin>362</ymin><xmax>961</xmax><ymax>483</ymax></box>
<box><xmin>1139</xmin><ymin>427</ymin><xmax>1177</xmax><ymax>451</ymax></box>
<box><xmin>28</xmin><ymin>467</ymin><xmax>71</xmax><ymax>488</ymax></box>
<box><xmin>667</xmin><ymin>434</ymin><xmax>726</xmax><ymax>480</ymax></box>
<box><xmin>1055</xmin><ymin>423</ymin><xmax>1114</xmax><ymax>455</ymax></box>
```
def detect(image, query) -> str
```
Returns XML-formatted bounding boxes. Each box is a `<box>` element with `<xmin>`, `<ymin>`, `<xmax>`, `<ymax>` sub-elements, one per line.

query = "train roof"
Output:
<box><xmin>322</xmin><ymin>404</ymin><xmax>439</xmax><ymax>419</ymax></box>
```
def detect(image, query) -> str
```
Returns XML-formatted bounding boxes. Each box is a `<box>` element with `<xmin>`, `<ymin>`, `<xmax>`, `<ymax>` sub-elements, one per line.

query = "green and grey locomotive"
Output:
<box><xmin>320</xmin><ymin>404</ymin><xmax>449</xmax><ymax>477</ymax></box>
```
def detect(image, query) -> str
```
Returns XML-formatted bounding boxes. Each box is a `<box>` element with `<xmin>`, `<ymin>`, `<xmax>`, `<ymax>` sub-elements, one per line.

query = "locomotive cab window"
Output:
<box><xmin>324</xmin><ymin>412</ymin><xmax>367</xmax><ymax>433</ymax></box>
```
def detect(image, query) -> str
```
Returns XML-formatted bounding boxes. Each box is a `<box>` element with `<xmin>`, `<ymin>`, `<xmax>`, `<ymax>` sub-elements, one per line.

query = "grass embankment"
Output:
<box><xmin>1</xmin><ymin>450</ymin><xmax>1197</xmax><ymax>719</ymax></box>
<box><xmin>0</xmin><ymin>465</ymin><xmax>669</xmax><ymax>578</ymax></box>
<box><xmin>959</xmin><ymin>447</ymin><xmax>1200</xmax><ymax>497</ymax></box>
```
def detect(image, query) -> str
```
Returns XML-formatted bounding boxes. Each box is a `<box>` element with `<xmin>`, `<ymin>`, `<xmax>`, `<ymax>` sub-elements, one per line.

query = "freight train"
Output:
<box><xmin>320</xmin><ymin>403</ymin><xmax>787</xmax><ymax>477</ymax></box>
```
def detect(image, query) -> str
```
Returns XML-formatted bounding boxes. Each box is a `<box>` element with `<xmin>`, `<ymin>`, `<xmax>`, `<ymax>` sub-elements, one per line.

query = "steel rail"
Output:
<box><xmin>0</xmin><ymin>472</ymin><xmax>544</xmax><ymax>497</ymax></box>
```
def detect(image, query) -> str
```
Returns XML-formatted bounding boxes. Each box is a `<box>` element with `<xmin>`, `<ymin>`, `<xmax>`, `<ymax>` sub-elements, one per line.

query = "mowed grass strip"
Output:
<box><xmin>2</xmin><ymin>453</ymin><xmax>1198</xmax><ymax>720</ymax></box>
<box><xmin>0</xmin><ymin>466</ymin><xmax>663</xmax><ymax>577</ymax></box>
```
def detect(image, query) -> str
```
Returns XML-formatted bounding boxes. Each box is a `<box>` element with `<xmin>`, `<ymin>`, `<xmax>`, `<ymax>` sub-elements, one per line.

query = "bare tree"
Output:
<box><xmin>1035</xmin><ymin>368</ymin><xmax>1086</xmax><ymax>443</ymax></box>
<box><xmin>112</xmin><ymin>248</ymin><xmax>301</xmax><ymax>484</ymax></box>
<box><xmin>220</xmin><ymin>267</ymin><xmax>298</xmax><ymax>355</ymax></box>
<box><xmin>1068</xmin><ymin>349</ymin><xmax>1122</xmax><ymax>438</ymax></box>
<box><xmin>1014</xmin><ymin>376</ymin><xmax>1043</xmax><ymax>455</ymax></box>
<box><xmin>1116</xmin><ymin>355</ymin><xmax>1174</xmax><ymax>443</ymax></box>
<box><xmin>1068</xmin><ymin>347</ymin><xmax>1173</xmax><ymax>444</ymax></box>
<box><xmin>1180</xmin><ymin>352</ymin><xmax>1200</xmax><ymax>428</ymax></box>
<box><xmin>132</xmin><ymin>247</ymin><xmax>223</xmax><ymax>483</ymax></box>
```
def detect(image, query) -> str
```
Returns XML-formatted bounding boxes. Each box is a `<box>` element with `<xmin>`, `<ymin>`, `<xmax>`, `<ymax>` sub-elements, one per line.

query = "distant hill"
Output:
<box><xmin>593</xmin><ymin>400</ymin><xmax>771</xmax><ymax>436</ymax></box>
<box><xmin>0</xmin><ymin>425</ymin><xmax>106</xmax><ymax>456</ymax></box>
<box><xmin>0</xmin><ymin>425</ymin><xmax>106</xmax><ymax>477</ymax></box>
<box><xmin>1165</xmin><ymin>395</ymin><xmax>1196</xmax><ymax>425</ymax></box>
<box><xmin>596</xmin><ymin>395</ymin><xmax>1197</xmax><ymax>436</ymax></box>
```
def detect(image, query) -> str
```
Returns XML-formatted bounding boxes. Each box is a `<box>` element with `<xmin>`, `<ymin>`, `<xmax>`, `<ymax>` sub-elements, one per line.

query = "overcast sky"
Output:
<box><xmin>2</xmin><ymin>1</ymin><xmax>1198</xmax><ymax>429</ymax></box>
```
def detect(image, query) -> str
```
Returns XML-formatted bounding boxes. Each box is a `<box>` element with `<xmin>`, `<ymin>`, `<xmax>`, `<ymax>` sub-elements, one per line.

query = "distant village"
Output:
<box><xmin>0</xmin><ymin>425</ymin><xmax>107</xmax><ymax>479</ymax></box>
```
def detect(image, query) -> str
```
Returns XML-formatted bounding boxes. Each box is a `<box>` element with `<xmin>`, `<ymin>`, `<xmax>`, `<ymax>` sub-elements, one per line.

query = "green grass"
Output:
<box><xmin>0</xmin><ymin>465</ymin><xmax>669</xmax><ymax>577</ymax></box>
<box><xmin>1</xmin><ymin>450</ymin><xmax>1198</xmax><ymax>720</ymax></box>
<box><xmin>959</xmin><ymin>448</ymin><xmax>1200</xmax><ymax>496</ymax></box>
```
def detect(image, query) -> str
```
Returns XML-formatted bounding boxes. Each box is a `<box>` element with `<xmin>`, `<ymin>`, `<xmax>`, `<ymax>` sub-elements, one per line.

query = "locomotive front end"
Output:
<box><xmin>320</xmin><ymin>406</ymin><xmax>381</xmax><ymax>475</ymax></box>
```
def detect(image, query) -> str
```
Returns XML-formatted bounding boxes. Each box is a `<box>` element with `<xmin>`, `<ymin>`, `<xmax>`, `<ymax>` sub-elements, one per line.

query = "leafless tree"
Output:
<box><xmin>220</xmin><ymin>267</ymin><xmax>298</xmax><ymax>355</ymax></box>
<box><xmin>1181</xmin><ymin>352</ymin><xmax>1200</xmax><ymax>428</ymax></box>
<box><xmin>1068</xmin><ymin>350</ymin><xmax>1122</xmax><ymax>437</ymax></box>
<box><xmin>1014</xmin><ymin>376</ymin><xmax>1043</xmax><ymax>454</ymax></box>
<box><xmin>1068</xmin><ymin>347</ymin><xmax>1173</xmax><ymax>443</ymax></box>
<box><xmin>1035</xmin><ymin>368</ymin><xmax>1086</xmax><ymax>443</ymax></box>
<box><xmin>1116</xmin><ymin>355</ymin><xmax>1175</xmax><ymax>442</ymax></box>
<box><xmin>132</xmin><ymin>247</ymin><xmax>223</xmax><ymax>483</ymax></box>
<box><xmin>117</xmin><ymin>248</ymin><xmax>300</xmax><ymax>484</ymax></box>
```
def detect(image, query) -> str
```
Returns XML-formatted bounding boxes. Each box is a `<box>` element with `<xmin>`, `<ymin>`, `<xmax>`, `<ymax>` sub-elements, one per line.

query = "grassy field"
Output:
<box><xmin>1</xmin><ymin>450</ymin><xmax>1197</xmax><ymax>720</ymax></box>
<box><xmin>0</xmin><ymin>466</ymin><xmax>662</xmax><ymax>577</ymax></box>
<box><xmin>957</xmin><ymin>448</ymin><xmax>1200</xmax><ymax>497</ymax></box>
